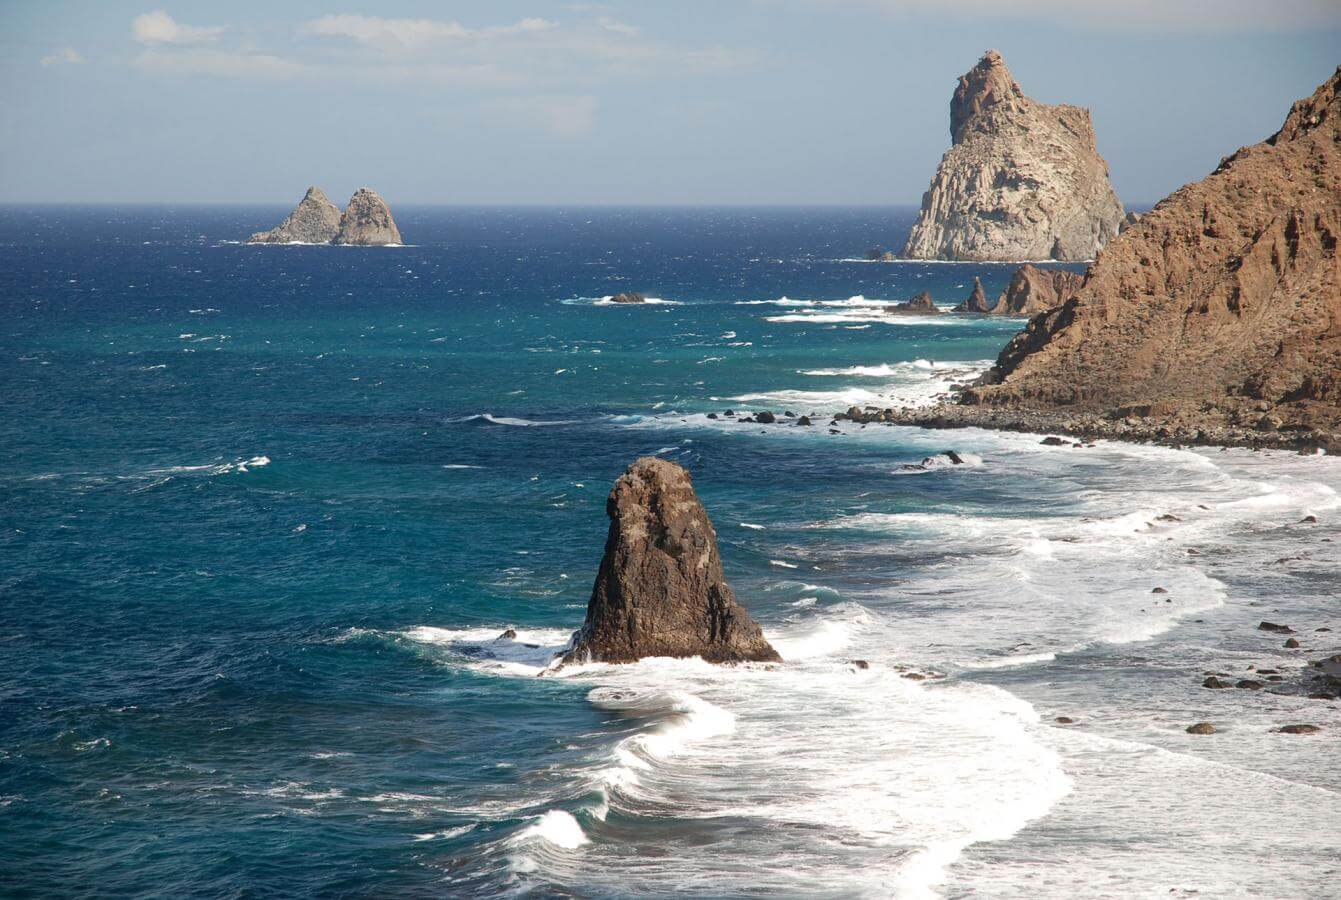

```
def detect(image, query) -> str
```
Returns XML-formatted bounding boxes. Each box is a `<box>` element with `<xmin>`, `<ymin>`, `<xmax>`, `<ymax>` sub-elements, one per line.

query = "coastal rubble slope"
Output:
<box><xmin>902</xmin><ymin>50</ymin><xmax>1125</xmax><ymax>262</ymax></box>
<box><xmin>561</xmin><ymin>457</ymin><xmax>780</xmax><ymax>665</ymax></box>
<box><xmin>960</xmin><ymin>65</ymin><xmax>1341</xmax><ymax>447</ymax></box>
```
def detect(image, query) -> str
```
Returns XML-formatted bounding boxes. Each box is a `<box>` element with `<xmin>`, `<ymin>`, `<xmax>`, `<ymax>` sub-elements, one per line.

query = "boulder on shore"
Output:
<box><xmin>559</xmin><ymin>457</ymin><xmax>781</xmax><ymax>665</ymax></box>
<box><xmin>333</xmin><ymin>188</ymin><xmax>403</xmax><ymax>246</ymax></box>
<box><xmin>248</xmin><ymin>186</ymin><xmax>342</xmax><ymax>244</ymax></box>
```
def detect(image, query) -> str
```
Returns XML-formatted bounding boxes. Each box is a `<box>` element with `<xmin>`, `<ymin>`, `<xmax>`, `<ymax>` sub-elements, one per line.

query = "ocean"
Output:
<box><xmin>1</xmin><ymin>206</ymin><xmax>1337</xmax><ymax>898</ymax></box>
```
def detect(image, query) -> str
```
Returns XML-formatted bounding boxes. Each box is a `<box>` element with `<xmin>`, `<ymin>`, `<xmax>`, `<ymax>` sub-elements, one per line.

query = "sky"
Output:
<box><xmin>2</xmin><ymin>1</ymin><xmax>1338</xmax><ymax>206</ymax></box>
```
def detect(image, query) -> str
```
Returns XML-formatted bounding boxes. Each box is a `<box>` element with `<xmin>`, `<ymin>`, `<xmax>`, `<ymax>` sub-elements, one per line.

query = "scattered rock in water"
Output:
<box><xmin>1054</xmin><ymin>716</ymin><xmax>1076</xmax><ymax>724</ymax></box>
<box><xmin>1186</xmin><ymin>723</ymin><xmax>1216</xmax><ymax>735</ymax></box>
<box><xmin>1040</xmin><ymin>436</ymin><xmax>1068</xmax><ymax>446</ymax></box>
<box><xmin>497</xmin><ymin>628</ymin><xmax>518</xmax><ymax>640</ymax></box>
<box><xmin>755</xmin><ymin>411</ymin><xmax>777</xmax><ymax>424</ymax></box>
<box><xmin>608</xmin><ymin>292</ymin><xmax>646</xmax><ymax>304</ymax></box>
<box><xmin>249</xmin><ymin>186</ymin><xmax>342</xmax><ymax>244</ymax></box>
<box><xmin>851</xmin><ymin>659</ymin><xmax>870</xmax><ymax>670</ymax></box>
<box><xmin>1300</xmin><ymin>515</ymin><xmax>1318</xmax><ymax>523</ymax></box>
<box><xmin>1202</xmin><ymin>676</ymin><xmax>1233</xmax><ymax>689</ymax></box>
<box><xmin>952</xmin><ymin>277</ymin><xmax>995</xmax><ymax>313</ymax></box>
<box><xmin>1152</xmin><ymin>587</ymin><xmax>1169</xmax><ymax>594</ymax></box>
<box><xmin>901</xmin><ymin>672</ymin><xmax>927</xmax><ymax>681</ymax></box>
<box><xmin>707</xmin><ymin>412</ymin><xmax>719</xmax><ymax>420</ymax></box>
<box><xmin>559</xmin><ymin>457</ymin><xmax>781</xmax><ymax>665</ymax></box>
<box><xmin>1275</xmin><ymin>724</ymin><xmax>1321</xmax><ymax>734</ymax></box>
<box><xmin>884</xmin><ymin>291</ymin><xmax>941</xmax><ymax>315</ymax></box>
<box><xmin>333</xmin><ymin>187</ymin><xmax>403</xmax><ymax>245</ymax></box>
<box><xmin>1285</xmin><ymin>638</ymin><xmax>1301</xmax><ymax>648</ymax></box>
<box><xmin>1235</xmin><ymin>679</ymin><xmax>1264</xmax><ymax>690</ymax></box>
<box><xmin>1258</xmin><ymin>621</ymin><xmax>1294</xmax><ymax>634</ymax></box>
<box><xmin>795</xmin><ymin>415</ymin><xmax>813</xmax><ymax>426</ymax></box>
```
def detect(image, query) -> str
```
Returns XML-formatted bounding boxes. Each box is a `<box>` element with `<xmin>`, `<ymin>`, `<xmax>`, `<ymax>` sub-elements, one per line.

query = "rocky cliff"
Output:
<box><xmin>902</xmin><ymin>50</ymin><xmax>1125</xmax><ymax>262</ymax></box>
<box><xmin>561</xmin><ymin>457</ymin><xmax>780</xmax><ymax>665</ymax></box>
<box><xmin>248</xmin><ymin>186</ymin><xmax>341</xmax><ymax>244</ymax></box>
<box><xmin>991</xmin><ymin>264</ymin><xmax>1085</xmax><ymax>317</ymax></box>
<box><xmin>959</xmin><ymin>66</ymin><xmax>1341</xmax><ymax>448</ymax></box>
<box><xmin>333</xmin><ymin>188</ymin><xmax>403</xmax><ymax>246</ymax></box>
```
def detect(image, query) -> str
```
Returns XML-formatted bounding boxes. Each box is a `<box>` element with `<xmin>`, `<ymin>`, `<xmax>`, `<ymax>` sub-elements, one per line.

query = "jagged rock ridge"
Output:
<box><xmin>903</xmin><ymin>50</ymin><xmax>1125</xmax><ymax>262</ymax></box>
<box><xmin>561</xmin><ymin>457</ymin><xmax>781</xmax><ymax>665</ymax></box>
<box><xmin>333</xmin><ymin>188</ymin><xmax>403</xmax><ymax>246</ymax></box>
<box><xmin>248</xmin><ymin>187</ymin><xmax>341</xmax><ymax>244</ymax></box>
<box><xmin>965</xmin><ymin>66</ymin><xmax>1341</xmax><ymax>444</ymax></box>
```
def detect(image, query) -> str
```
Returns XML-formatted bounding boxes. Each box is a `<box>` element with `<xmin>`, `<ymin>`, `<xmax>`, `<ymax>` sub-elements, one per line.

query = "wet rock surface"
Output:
<box><xmin>560</xmin><ymin>457</ymin><xmax>781</xmax><ymax>665</ymax></box>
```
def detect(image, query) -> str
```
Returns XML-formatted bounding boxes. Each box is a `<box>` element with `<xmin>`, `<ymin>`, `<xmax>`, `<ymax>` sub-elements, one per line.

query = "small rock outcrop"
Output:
<box><xmin>866</xmin><ymin>248</ymin><xmax>897</xmax><ymax>261</ymax></box>
<box><xmin>560</xmin><ymin>458</ymin><xmax>781</xmax><ymax>665</ymax></box>
<box><xmin>991</xmin><ymin>264</ymin><xmax>1085</xmax><ymax>317</ymax></box>
<box><xmin>902</xmin><ymin>50</ymin><xmax>1124</xmax><ymax>262</ymax></box>
<box><xmin>884</xmin><ymin>291</ymin><xmax>941</xmax><ymax>315</ymax></box>
<box><xmin>333</xmin><ymin>188</ymin><xmax>403</xmax><ymax>246</ymax></box>
<box><xmin>248</xmin><ymin>186</ymin><xmax>341</xmax><ymax>244</ymax></box>
<box><xmin>952</xmin><ymin>277</ymin><xmax>994</xmax><ymax>313</ymax></box>
<box><xmin>1186</xmin><ymin>723</ymin><xmax>1217</xmax><ymax>735</ymax></box>
<box><xmin>609</xmin><ymin>292</ymin><xmax>646</xmax><ymax>304</ymax></box>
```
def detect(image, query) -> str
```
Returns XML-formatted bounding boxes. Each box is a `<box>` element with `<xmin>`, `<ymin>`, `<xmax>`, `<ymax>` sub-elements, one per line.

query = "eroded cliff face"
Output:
<box><xmin>333</xmin><ymin>188</ymin><xmax>403</xmax><ymax>246</ymax></box>
<box><xmin>967</xmin><ymin>67</ymin><xmax>1341</xmax><ymax>441</ymax></box>
<box><xmin>902</xmin><ymin>51</ymin><xmax>1125</xmax><ymax>262</ymax></box>
<box><xmin>248</xmin><ymin>187</ymin><xmax>341</xmax><ymax>244</ymax></box>
<box><xmin>561</xmin><ymin>457</ymin><xmax>780</xmax><ymax>665</ymax></box>
<box><xmin>992</xmin><ymin>264</ymin><xmax>1085</xmax><ymax>317</ymax></box>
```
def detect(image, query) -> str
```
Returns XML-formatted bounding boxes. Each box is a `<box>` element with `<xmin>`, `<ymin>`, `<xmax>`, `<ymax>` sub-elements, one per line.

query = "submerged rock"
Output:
<box><xmin>560</xmin><ymin>457</ymin><xmax>781</xmax><ymax>665</ymax></box>
<box><xmin>1276</xmin><ymin>724</ymin><xmax>1321</xmax><ymax>734</ymax></box>
<box><xmin>248</xmin><ymin>186</ymin><xmax>341</xmax><ymax>244</ymax></box>
<box><xmin>333</xmin><ymin>188</ymin><xmax>403</xmax><ymax>246</ymax></box>
<box><xmin>902</xmin><ymin>50</ymin><xmax>1124</xmax><ymax>261</ymax></box>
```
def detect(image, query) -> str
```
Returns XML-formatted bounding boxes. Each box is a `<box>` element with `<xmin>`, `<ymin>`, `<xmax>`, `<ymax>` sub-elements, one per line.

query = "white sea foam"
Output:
<box><xmin>455</xmin><ymin>413</ymin><xmax>579</xmax><ymax>427</ymax></box>
<box><xmin>518</xmin><ymin>810</ymin><xmax>589</xmax><ymax>849</ymax></box>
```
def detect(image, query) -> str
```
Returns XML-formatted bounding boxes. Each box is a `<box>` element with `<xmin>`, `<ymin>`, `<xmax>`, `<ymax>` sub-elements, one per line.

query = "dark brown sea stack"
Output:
<box><xmin>953</xmin><ymin>277</ymin><xmax>995</xmax><ymax>313</ymax></box>
<box><xmin>885</xmin><ymin>291</ymin><xmax>940</xmax><ymax>315</ymax></box>
<box><xmin>967</xmin><ymin>66</ymin><xmax>1341</xmax><ymax>440</ymax></box>
<box><xmin>561</xmin><ymin>458</ymin><xmax>780</xmax><ymax>665</ymax></box>
<box><xmin>903</xmin><ymin>50</ymin><xmax>1124</xmax><ymax>262</ymax></box>
<box><xmin>333</xmin><ymin>188</ymin><xmax>403</xmax><ymax>246</ymax></box>
<box><xmin>992</xmin><ymin>264</ymin><xmax>1085</xmax><ymax>317</ymax></box>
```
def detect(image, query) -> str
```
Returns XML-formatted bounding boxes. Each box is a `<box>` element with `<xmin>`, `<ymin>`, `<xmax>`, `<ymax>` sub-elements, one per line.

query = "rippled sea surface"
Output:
<box><xmin>2</xmin><ymin>207</ymin><xmax>1338</xmax><ymax>897</ymax></box>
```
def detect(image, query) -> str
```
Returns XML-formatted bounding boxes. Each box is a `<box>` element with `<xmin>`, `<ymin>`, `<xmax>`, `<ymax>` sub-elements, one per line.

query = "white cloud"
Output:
<box><xmin>133</xmin><ymin>10</ymin><xmax>227</xmax><ymax>45</ymax></box>
<box><xmin>300</xmin><ymin>14</ymin><xmax>557</xmax><ymax>50</ymax></box>
<box><xmin>133</xmin><ymin>50</ymin><xmax>306</xmax><ymax>79</ymax></box>
<box><xmin>488</xmin><ymin>94</ymin><xmax>600</xmax><ymax>137</ymax></box>
<box><xmin>804</xmin><ymin>0</ymin><xmax>1341</xmax><ymax>30</ymax></box>
<box><xmin>41</xmin><ymin>47</ymin><xmax>85</xmax><ymax>67</ymax></box>
<box><xmin>597</xmin><ymin>16</ymin><xmax>641</xmax><ymax>36</ymax></box>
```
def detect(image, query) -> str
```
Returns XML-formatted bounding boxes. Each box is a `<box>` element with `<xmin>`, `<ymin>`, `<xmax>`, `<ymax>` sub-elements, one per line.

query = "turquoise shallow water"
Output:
<box><xmin>2</xmin><ymin>207</ymin><xmax>1339</xmax><ymax>897</ymax></box>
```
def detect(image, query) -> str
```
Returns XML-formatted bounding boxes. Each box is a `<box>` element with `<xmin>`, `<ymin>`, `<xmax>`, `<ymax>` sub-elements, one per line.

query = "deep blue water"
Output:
<box><xmin>2</xmin><ymin>207</ymin><xmax>1337</xmax><ymax>898</ymax></box>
